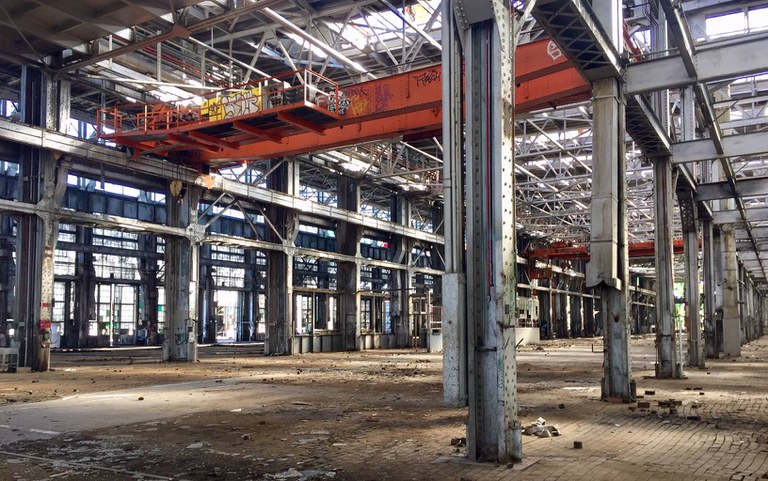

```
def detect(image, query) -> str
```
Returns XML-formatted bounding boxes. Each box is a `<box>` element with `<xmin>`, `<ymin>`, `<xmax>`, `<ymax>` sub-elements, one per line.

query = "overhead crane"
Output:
<box><xmin>98</xmin><ymin>38</ymin><xmax>590</xmax><ymax>167</ymax></box>
<box><xmin>526</xmin><ymin>239</ymin><xmax>689</xmax><ymax>261</ymax></box>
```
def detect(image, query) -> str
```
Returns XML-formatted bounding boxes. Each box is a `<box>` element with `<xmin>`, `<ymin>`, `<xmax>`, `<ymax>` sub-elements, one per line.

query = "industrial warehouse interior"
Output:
<box><xmin>1</xmin><ymin>0</ymin><xmax>768</xmax><ymax>479</ymax></box>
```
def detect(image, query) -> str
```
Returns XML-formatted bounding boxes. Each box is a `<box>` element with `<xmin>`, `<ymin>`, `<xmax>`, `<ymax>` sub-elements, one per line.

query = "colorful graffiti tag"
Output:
<box><xmin>202</xmin><ymin>87</ymin><xmax>262</xmax><ymax>121</ymax></box>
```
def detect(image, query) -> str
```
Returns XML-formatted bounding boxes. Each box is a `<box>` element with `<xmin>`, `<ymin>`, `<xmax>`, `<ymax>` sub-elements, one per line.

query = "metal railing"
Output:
<box><xmin>97</xmin><ymin>68</ymin><xmax>340</xmax><ymax>138</ymax></box>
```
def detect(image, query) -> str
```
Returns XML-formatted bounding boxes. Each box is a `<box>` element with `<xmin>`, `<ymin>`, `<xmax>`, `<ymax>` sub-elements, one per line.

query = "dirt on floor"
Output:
<box><xmin>1</xmin><ymin>337</ymin><xmax>768</xmax><ymax>481</ymax></box>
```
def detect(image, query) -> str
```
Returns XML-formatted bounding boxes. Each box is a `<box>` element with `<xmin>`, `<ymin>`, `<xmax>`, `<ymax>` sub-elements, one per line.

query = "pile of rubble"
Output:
<box><xmin>523</xmin><ymin>417</ymin><xmax>561</xmax><ymax>438</ymax></box>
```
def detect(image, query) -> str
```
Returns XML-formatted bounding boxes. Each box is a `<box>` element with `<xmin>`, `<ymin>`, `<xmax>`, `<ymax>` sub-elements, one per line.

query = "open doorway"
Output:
<box><xmin>214</xmin><ymin>290</ymin><xmax>241</xmax><ymax>343</ymax></box>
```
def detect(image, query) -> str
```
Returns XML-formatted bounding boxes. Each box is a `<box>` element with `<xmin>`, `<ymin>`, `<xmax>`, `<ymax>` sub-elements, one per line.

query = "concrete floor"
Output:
<box><xmin>0</xmin><ymin>337</ymin><xmax>766</xmax><ymax>480</ymax></box>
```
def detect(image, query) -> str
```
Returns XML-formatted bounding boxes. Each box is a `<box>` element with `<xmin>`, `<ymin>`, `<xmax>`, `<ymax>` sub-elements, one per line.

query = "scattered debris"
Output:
<box><xmin>573</xmin><ymin>441</ymin><xmax>583</xmax><ymax>449</ymax></box>
<box><xmin>137</xmin><ymin>397</ymin><xmax>144</xmax><ymax>401</ymax></box>
<box><xmin>185</xmin><ymin>442</ymin><xmax>204</xmax><ymax>449</ymax></box>
<box><xmin>264</xmin><ymin>468</ymin><xmax>336</xmax><ymax>480</ymax></box>
<box><xmin>645</xmin><ymin>390</ymin><xmax>655</xmax><ymax>396</ymax></box>
<box><xmin>523</xmin><ymin>417</ymin><xmax>560</xmax><ymax>437</ymax></box>
<box><xmin>450</xmin><ymin>437</ymin><xmax>466</xmax><ymax>447</ymax></box>
<box><xmin>637</xmin><ymin>401</ymin><xmax>651</xmax><ymax>409</ymax></box>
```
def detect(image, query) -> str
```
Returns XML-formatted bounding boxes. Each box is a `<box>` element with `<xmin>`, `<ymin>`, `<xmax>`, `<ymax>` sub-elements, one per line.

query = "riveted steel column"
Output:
<box><xmin>679</xmin><ymin>87</ymin><xmax>704</xmax><ymax>368</ymax></box>
<box><xmin>442</xmin><ymin>0</ymin><xmax>468</xmax><ymax>408</ymax></box>
<box><xmin>265</xmin><ymin>159</ymin><xmax>299</xmax><ymax>355</ymax></box>
<box><xmin>336</xmin><ymin>175</ymin><xmax>362</xmax><ymax>351</ymax></box>
<box><xmin>461</xmin><ymin>0</ymin><xmax>520</xmax><ymax>461</ymax></box>
<box><xmin>654</xmin><ymin>156</ymin><xmax>680</xmax><ymax>377</ymax></box>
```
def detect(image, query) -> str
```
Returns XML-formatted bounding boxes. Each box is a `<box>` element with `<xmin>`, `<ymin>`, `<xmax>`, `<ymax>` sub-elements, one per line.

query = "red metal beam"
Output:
<box><xmin>188</xmin><ymin>131</ymin><xmax>240</xmax><ymax>151</ymax></box>
<box><xmin>526</xmin><ymin>239</ymin><xmax>689</xmax><ymax>261</ymax></box>
<box><xmin>205</xmin><ymin>109</ymin><xmax>443</xmax><ymax>165</ymax></box>
<box><xmin>277</xmin><ymin>111</ymin><xmax>326</xmax><ymax>134</ymax></box>
<box><xmin>232</xmin><ymin>121</ymin><xmax>284</xmax><ymax>143</ymax></box>
<box><xmin>168</xmin><ymin>134</ymin><xmax>222</xmax><ymax>153</ymax></box>
<box><xmin>198</xmin><ymin>66</ymin><xmax>590</xmax><ymax>162</ymax></box>
<box><xmin>103</xmin><ymin>38</ymin><xmax>591</xmax><ymax>162</ymax></box>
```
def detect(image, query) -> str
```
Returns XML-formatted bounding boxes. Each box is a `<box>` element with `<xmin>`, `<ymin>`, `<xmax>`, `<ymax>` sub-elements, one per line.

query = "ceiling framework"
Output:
<box><xmin>0</xmin><ymin>0</ymin><xmax>766</xmax><ymax>285</ymax></box>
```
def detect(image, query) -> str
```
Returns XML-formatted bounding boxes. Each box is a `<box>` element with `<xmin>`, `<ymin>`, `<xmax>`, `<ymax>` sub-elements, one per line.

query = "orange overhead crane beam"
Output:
<box><xmin>526</xmin><ymin>239</ymin><xmax>691</xmax><ymax>261</ymax></box>
<box><xmin>98</xmin><ymin>39</ymin><xmax>590</xmax><ymax>165</ymax></box>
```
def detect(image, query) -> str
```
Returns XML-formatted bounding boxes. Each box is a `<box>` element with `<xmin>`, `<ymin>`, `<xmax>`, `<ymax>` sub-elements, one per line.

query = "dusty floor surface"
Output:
<box><xmin>0</xmin><ymin>336</ymin><xmax>767</xmax><ymax>481</ymax></box>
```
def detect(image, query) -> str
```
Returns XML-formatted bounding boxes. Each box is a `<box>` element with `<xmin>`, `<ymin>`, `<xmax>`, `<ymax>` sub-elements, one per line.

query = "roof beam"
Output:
<box><xmin>695</xmin><ymin>176</ymin><xmax>768</xmax><ymax>202</ymax></box>
<box><xmin>625</xmin><ymin>34</ymin><xmax>768</xmax><ymax>94</ymax></box>
<box><xmin>672</xmin><ymin>131</ymin><xmax>768</xmax><ymax>164</ymax></box>
<box><xmin>712</xmin><ymin>207</ymin><xmax>768</xmax><ymax>225</ymax></box>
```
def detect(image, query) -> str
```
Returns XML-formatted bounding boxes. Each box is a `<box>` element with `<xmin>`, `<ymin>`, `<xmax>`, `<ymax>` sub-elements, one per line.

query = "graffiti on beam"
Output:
<box><xmin>374</xmin><ymin>84</ymin><xmax>394</xmax><ymax>112</ymax></box>
<box><xmin>330</xmin><ymin>82</ymin><xmax>395</xmax><ymax>117</ymax></box>
<box><xmin>547</xmin><ymin>41</ymin><xmax>563</xmax><ymax>61</ymax></box>
<box><xmin>202</xmin><ymin>87</ymin><xmax>262</xmax><ymax>121</ymax></box>
<box><xmin>328</xmin><ymin>91</ymin><xmax>352</xmax><ymax>116</ymax></box>
<box><xmin>413</xmin><ymin>68</ymin><xmax>440</xmax><ymax>87</ymax></box>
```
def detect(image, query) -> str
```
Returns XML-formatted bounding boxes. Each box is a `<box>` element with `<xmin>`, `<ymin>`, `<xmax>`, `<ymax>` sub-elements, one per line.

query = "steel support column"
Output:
<box><xmin>202</xmin><ymin>263</ymin><xmax>216</xmax><ymax>344</ymax></box>
<box><xmin>0</xmin><ymin>222</ymin><xmax>12</xmax><ymax>346</ymax></box>
<box><xmin>163</xmin><ymin>184</ymin><xmax>201</xmax><ymax>362</ymax></box>
<box><xmin>679</xmin><ymin>87</ymin><xmax>704</xmax><ymax>368</ymax></box>
<box><xmin>654</xmin><ymin>158</ymin><xmax>681</xmax><ymax>377</ymax></box>
<box><xmin>266</xmin><ymin>249</ymin><xmax>294</xmax><ymax>353</ymax></box>
<box><xmin>442</xmin><ymin>0</ymin><xmax>468</xmax><ymax>408</ymax></box>
<box><xmin>138</xmin><ymin>235</ymin><xmax>159</xmax><ymax>346</ymax></box>
<box><xmin>702</xmin><ymin>168</ymin><xmax>718</xmax><ymax>357</ymax></box>
<box><xmin>461</xmin><ymin>0</ymin><xmax>521</xmax><ymax>461</ymax></box>
<box><xmin>683</xmin><ymin>226</ymin><xmax>703</xmax><ymax>367</ymax></box>
<box><xmin>336</xmin><ymin>175</ymin><xmax>362</xmax><ymax>351</ymax></box>
<box><xmin>265</xmin><ymin>159</ymin><xmax>299</xmax><ymax>355</ymax></box>
<box><xmin>391</xmin><ymin>194</ymin><xmax>412</xmax><ymax>349</ymax></box>
<box><xmin>587</xmin><ymin>76</ymin><xmax>632</xmax><ymax>400</ymax></box>
<box><xmin>73</xmin><ymin>227</ymin><xmax>95</xmax><ymax>348</ymax></box>
<box><xmin>721</xmin><ymin>232</ymin><xmax>741</xmax><ymax>357</ymax></box>
<box><xmin>35</xmin><ymin>154</ymin><xmax>68</xmax><ymax>372</ymax></box>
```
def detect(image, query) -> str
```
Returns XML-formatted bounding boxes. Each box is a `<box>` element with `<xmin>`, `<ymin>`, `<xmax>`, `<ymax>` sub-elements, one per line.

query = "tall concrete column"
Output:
<box><xmin>163</xmin><ymin>184</ymin><xmax>201</xmax><ymax>362</ymax></box>
<box><xmin>265</xmin><ymin>159</ymin><xmax>299</xmax><ymax>355</ymax></box>
<box><xmin>587</xmin><ymin>76</ymin><xmax>632</xmax><ymax>400</ymax></box>
<box><xmin>336</xmin><ymin>175</ymin><xmax>362</xmax><ymax>351</ymax></box>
